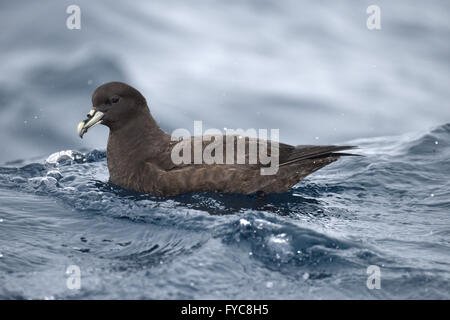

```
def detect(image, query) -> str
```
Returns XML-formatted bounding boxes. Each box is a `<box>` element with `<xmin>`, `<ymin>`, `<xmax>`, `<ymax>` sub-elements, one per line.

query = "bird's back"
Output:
<box><xmin>125</xmin><ymin>135</ymin><xmax>357</xmax><ymax>195</ymax></box>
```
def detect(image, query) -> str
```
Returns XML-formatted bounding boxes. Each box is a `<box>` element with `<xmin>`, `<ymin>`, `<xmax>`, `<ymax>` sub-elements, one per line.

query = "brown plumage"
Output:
<box><xmin>77</xmin><ymin>82</ymin><xmax>357</xmax><ymax>196</ymax></box>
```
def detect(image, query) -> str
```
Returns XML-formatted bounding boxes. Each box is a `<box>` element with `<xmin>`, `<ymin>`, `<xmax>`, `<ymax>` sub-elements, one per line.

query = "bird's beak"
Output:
<box><xmin>77</xmin><ymin>109</ymin><xmax>104</xmax><ymax>138</ymax></box>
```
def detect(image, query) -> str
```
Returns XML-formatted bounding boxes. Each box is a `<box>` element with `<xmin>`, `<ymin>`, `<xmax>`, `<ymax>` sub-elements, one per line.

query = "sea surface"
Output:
<box><xmin>0</xmin><ymin>124</ymin><xmax>449</xmax><ymax>299</ymax></box>
<box><xmin>0</xmin><ymin>0</ymin><xmax>449</xmax><ymax>299</ymax></box>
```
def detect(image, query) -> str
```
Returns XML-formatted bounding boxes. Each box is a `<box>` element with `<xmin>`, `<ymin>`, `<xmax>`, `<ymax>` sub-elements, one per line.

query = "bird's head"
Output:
<box><xmin>77</xmin><ymin>81</ymin><xmax>148</xmax><ymax>138</ymax></box>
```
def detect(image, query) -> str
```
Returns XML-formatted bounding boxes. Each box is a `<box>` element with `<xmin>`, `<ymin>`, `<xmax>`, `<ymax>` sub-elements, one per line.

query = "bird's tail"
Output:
<box><xmin>279</xmin><ymin>145</ymin><xmax>359</xmax><ymax>167</ymax></box>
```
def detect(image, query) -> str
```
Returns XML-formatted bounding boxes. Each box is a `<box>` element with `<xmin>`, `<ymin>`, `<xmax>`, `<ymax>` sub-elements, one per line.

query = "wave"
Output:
<box><xmin>1</xmin><ymin>124</ymin><xmax>449</xmax><ymax>299</ymax></box>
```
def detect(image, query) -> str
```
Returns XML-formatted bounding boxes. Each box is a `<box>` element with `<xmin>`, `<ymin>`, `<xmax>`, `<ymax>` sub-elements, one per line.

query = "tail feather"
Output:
<box><xmin>279</xmin><ymin>145</ymin><xmax>358</xmax><ymax>167</ymax></box>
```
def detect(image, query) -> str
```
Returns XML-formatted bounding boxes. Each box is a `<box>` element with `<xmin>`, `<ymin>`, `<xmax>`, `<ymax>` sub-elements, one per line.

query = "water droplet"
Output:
<box><xmin>303</xmin><ymin>273</ymin><xmax>309</xmax><ymax>280</ymax></box>
<box><xmin>435</xmin><ymin>141</ymin><xmax>438</xmax><ymax>145</ymax></box>
<box><xmin>266</xmin><ymin>281</ymin><xmax>274</xmax><ymax>288</ymax></box>
<box><xmin>430</xmin><ymin>194</ymin><xmax>434</xmax><ymax>197</ymax></box>
<box><xmin>239</xmin><ymin>218</ymin><xmax>251</xmax><ymax>226</ymax></box>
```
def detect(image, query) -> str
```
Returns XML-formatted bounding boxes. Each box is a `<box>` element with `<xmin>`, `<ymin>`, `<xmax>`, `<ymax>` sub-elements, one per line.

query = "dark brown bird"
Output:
<box><xmin>77</xmin><ymin>82</ymin><xmax>356</xmax><ymax>196</ymax></box>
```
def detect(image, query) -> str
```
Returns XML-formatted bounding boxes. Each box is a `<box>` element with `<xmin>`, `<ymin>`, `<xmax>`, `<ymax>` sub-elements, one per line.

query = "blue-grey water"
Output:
<box><xmin>0</xmin><ymin>0</ymin><xmax>449</xmax><ymax>299</ymax></box>
<box><xmin>1</xmin><ymin>125</ymin><xmax>450</xmax><ymax>299</ymax></box>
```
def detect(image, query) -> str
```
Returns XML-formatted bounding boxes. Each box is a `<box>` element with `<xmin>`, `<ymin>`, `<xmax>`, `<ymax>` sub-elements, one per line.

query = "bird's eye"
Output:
<box><xmin>111</xmin><ymin>96</ymin><xmax>120</xmax><ymax>104</ymax></box>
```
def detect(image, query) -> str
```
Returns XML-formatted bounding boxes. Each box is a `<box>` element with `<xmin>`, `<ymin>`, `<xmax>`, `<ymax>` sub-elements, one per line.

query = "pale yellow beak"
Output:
<box><xmin>77</xmin><ymin>109</ymin><xmax>104</xmax><ymax>138</ymax></box>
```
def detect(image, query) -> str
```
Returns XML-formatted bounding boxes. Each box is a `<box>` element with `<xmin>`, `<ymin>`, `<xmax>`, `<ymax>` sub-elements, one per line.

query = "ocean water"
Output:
<box><xmin>0</xmin><ymin>0</ymin><xmax>449</xmax><ymax>162</ymax></box>
<box><xmin>0</xmin><ymin>0</ymin><xmax>449</xmax><ymax>299</ymax></box>
<box><xmin>0</xmin><ymin>124</ymin><xmax>449</xmax><ymax>299</ymax></box>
